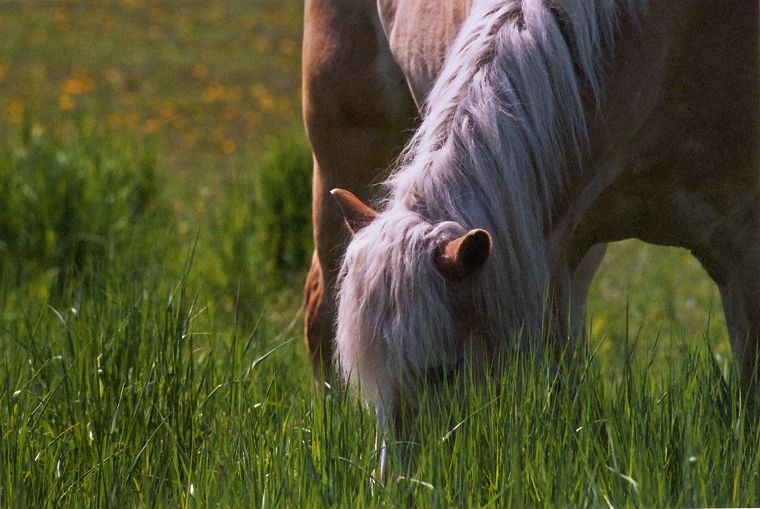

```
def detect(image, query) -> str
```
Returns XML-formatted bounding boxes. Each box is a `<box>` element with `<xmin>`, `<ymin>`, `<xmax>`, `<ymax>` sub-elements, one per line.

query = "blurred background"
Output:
<box><xmin>0</xmin><ymin>0</ymin><xmax>301</xmax><ymax>173</ymax></box>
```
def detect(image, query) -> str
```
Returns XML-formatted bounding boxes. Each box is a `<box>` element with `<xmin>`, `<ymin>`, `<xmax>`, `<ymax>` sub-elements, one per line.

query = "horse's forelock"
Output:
<box><xmin>335</xmin><ymin>209</ymin><xmax>465</xmax><ymax>406</ymax></box>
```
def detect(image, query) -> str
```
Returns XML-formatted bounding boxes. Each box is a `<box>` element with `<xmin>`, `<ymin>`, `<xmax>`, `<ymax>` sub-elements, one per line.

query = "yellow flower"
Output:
<box><xmin>61</xmin><ymin>75</ymin><xmax>95</xmax><ymax>95</ymax></box>
<box><xmin>159</xmin><ymin>104</ymin><xmax>175</xmax><ymax>120</ymax></box>
<box><xmin>148</xmin><ymin>25</ymin><xmax>163</xmax><ymax>40</ymax></box>
<box><xmin>221</xmin><ymin>139</ymin><xmax>237</xmax><ymax>154</ymax></box>
<box><xmin>254</xmin><ymin>36</ymin><xmax>272</xmax><ymax>53</ymax></box>
<box><xmin>240</xmin><ymin>16</ymin><xmax>256</xmax><ymax>30</ymax></box>
<box><xmin>53</xmin><ymin>8</ymin><xmax>68</xmax><ymax>26</ymax></box>
<box><xmin>58</xmin><ymin>95</ymin><xmax>75</xmax><ymax>112</ymax></box>
<box><xmin>141</xmin><ymin>118</ymin><xmax>162</xmax><ymax>134</ymax></box>
<box><xmin>207</xmin><ymin>5</ymin><xmax>225</xmax><ymax>21</ymax></box>
<box><xmin>202</xmin><ymin>82</ymin><xmax>225</xmax><ymax>103</ymax></box>
<box><xmin>104</xmin><ymin>67</ymin><xmax>124</xmax><ymax>86</ymax></box>
<box><xmin>192</xmin><ymin>63</ymin><xmax>209</xmax><ymax>81</ymax></box>
<box><xmin>249</xmin><ymin>84</ymin><xmax>276</xmax><ymax>112</ymax></box>
<box><xmin>176</xmin><ymin>16</ymin><xmax>192</xmax><ymax>36</ymax></box>
<box><xmin>6</xmin><ymin>98</ymin><xmax>24</xmax><ymax>122</ymax></box>
<box><xmin>202</xmin><ymin>83</ymin><xmax>243</xmax><ymax>103</ymax></box>
<box><xmin>278</xmin><ymin>38</ymin><xmax>297</xmax><ymax>55</ymax></box>
<box><xmin>108</xmin><ymin>112</ymin><xmax>124</xmax><ymax>128</ymax></box>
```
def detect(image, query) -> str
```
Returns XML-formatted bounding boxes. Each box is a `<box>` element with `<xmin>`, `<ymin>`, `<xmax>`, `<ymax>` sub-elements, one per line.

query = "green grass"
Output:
<box><xmin>1</xmin><ymin>123</ymin><xmax>757</xmax><ymax>508</ymax></box>
<box><xmin>1</xmin><ymin>1</ymin><xmax>757</xmax><ymax>506</ymax></box>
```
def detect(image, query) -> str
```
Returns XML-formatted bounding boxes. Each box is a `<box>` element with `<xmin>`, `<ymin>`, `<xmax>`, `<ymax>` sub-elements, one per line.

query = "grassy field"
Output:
<box><xmin>1</xmin><ymin>1</ymin><xmax>757</xmax><ymax>507</ymax></box>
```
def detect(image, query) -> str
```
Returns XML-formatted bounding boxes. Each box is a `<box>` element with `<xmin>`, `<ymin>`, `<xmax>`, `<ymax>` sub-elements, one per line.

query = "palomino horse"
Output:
<box><xmin>303</xmin><ymin>0</ymin><xmax>758</xmax><ymax>431</ymax></box>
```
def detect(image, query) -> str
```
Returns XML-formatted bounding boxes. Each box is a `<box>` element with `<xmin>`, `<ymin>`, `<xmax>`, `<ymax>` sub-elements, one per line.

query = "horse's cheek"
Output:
<box><xmin>449</xmin><ymin>293</ymin><xmax>478</xmax><ymax>346</ymax></box>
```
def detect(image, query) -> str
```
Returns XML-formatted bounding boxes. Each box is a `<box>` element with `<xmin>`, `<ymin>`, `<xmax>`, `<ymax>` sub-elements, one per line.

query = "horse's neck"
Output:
<box><xmin>379</xmin><ymin>0</ymin><xmax>473</xmax><ymax>105</ymax></box>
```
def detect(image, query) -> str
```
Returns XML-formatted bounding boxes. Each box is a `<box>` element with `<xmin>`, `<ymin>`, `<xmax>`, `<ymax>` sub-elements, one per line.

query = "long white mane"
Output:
<box><xmin>336</xmin><ymin>0</ymin><xmax>636</xmax><ymax>406</ymax></box>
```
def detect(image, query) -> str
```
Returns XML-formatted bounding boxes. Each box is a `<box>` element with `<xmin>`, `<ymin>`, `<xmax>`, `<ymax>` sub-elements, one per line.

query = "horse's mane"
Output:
<box><xmin>337</xmin><ymin>0</ymin><xmax>638</xmax><ymax>402</ymax></box>
<box><xmin>388</xmin><ymin>0</ymin><xmax>630</xmax><ymax>332</ymax></box>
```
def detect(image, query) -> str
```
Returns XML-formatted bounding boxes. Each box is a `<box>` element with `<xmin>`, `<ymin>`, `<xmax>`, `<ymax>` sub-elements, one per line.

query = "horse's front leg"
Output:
<box><xmin>713</xmin><ymin>264</ymin><xmax>760</xmax><ymax>404</ymax></box>
<box><xmin>302</xmin><ymin>0</ymin><xmax>417</xmax><ymax>383</ymax></box>
<box><xmin>568</xmin><ymin>244</ymin><xmax>607</xmax><ymax>343</ymax></box>
<box><xmin>695</xmin><ymin>228</ymin><xmax>760</xmax><ymax>407</ymax></box>
<box><xmin>550</xmin><ymin>244</ymin><xmax>607</xmax><ymax>362</ymax></box>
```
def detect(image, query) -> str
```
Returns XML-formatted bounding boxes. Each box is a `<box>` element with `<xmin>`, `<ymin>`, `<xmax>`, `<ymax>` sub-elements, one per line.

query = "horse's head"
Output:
<box><xmin>331</xmin><ymin>189</ymin><xmax>492</xmax><ymax>416</ymax></box>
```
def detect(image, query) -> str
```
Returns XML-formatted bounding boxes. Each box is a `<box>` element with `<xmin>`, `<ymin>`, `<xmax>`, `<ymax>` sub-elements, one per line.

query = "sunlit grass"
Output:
<box><xmin>1</xmin><ymin>123</ymin><xmax>758</xmax><ymax>507</ymax></box>
<box><xmin>3</xmin><ymin>268</ymin><xmax>757</xmax><ymax>506</ymax></box>
<box><xmin>588</xmin><ymin>241</ymin><xmax>731</xmax><ymax>380</ymax></box>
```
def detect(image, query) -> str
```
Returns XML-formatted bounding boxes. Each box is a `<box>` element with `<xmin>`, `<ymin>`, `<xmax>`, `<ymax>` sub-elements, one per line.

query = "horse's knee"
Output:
<box><xmin>304</xmin><ymin>252</ymin><xmax>336</xmax><ymax>382</ymax></box>
<box><xmin>304</xmin><ymin>252</ymin><xmax>332</xmax><ymax>379</ymax></box>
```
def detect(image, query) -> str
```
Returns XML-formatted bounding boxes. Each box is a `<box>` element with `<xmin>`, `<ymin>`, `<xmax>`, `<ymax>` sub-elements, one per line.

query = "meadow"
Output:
<box><xmin>1</xmin><ymin>1</ymin><xmax>758</xmax><ymax>507</ymax></box>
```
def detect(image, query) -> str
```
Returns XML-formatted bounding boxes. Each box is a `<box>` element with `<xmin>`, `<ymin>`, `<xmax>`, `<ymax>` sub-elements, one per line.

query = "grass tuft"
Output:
<box><xmin>0</xmin><ymin>120</ymin><xmax>160</xmax><ymax>297</ymax></box>
<box><xmin>0</xmin><ymin>123</ymin><xmax>757</xmax><ymax>507</ymax></box>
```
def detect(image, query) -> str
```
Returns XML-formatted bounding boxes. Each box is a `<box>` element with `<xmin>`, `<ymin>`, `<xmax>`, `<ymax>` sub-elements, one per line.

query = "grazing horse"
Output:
<box><xmin>303</xmin><ymin>0</ymin><xmax>758</xmax><ymax>433</ymax></box>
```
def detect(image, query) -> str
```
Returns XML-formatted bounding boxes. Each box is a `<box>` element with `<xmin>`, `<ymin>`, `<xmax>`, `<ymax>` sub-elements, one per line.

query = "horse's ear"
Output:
<box><xmin>434</xmin><ymin>229</ymin><xmax>492</xmax><ymax>280</ymax></box>
<box><xmin>331</xmin><ymin>188</ymin><xmax>378</xmax><ymax>234</ymax></box>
